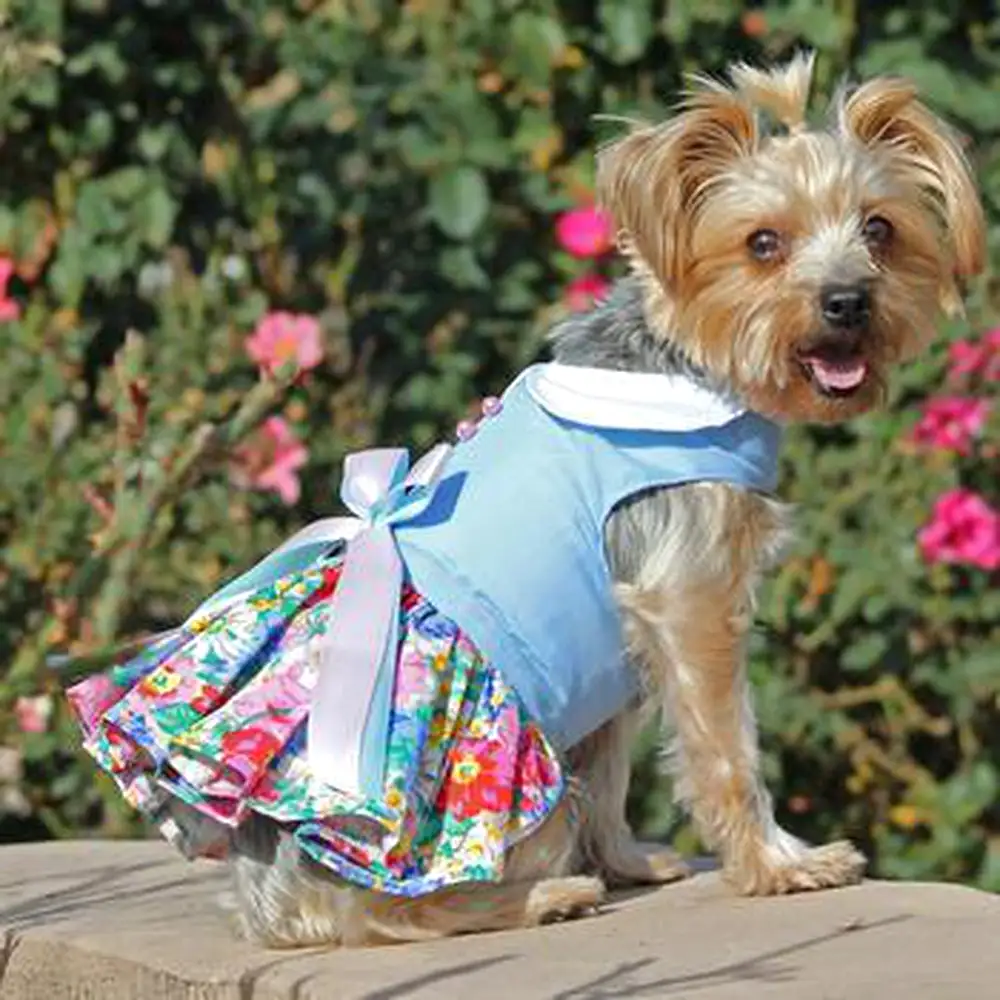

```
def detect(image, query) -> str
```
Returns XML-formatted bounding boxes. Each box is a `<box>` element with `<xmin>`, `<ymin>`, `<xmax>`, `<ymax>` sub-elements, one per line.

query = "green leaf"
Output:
<box><xmin>840</xmin><ymin>632</ymin><xmax>889</xmax><ymax>672</ymax></box>
<box><xmin>598</xmin><ymin>0</ymin><xmax>654</xmax><ymax>64</ymax></box>
<box><xmin>439</xmin><ymin>246</ymin><xmax>489</xmax><ymax>289</ymax></box>
<box><xmin>136</xmin><ymin>185</ymin><xmax>177</xmax><ymax>248</ymax></box>
<box><xmin>428</xmin><ymin>166</ymin><xmax>489</xmax><ymax>240</ymax></box>
<box><xmin>397</xmin><ymin>124</ymin><xmax>450</xmax><ymax>170</ymax></box>
<box><xmin>47</xmin><ymin>226</ymin><xmax>89</xmax><ymax>305</ymax></box>
<box><xmin>507</xmin><ymin>12</ymin><xmax>565</xmax><ymax>88</ymax></box>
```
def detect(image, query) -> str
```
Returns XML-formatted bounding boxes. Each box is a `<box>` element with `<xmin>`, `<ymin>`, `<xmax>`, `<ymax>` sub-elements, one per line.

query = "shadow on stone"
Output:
<box><xmin>360</xmin><ymin>954</ymin><xmax>517</xmax><ymax>1000</ymax></box>
<box><xmin>547</xmin><ymin>914</ymin><xmax>912</xmax><ymax>998</ymax></box>
<box><xmin>0</xmin><ymin>858</ymin><xmax>213</xmax><ymax>929</ymax></box>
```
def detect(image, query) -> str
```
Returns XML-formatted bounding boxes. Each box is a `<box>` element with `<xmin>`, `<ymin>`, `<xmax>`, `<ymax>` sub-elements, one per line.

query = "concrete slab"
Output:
<box><xmin>1</xmin><ymin>840</ymin><xmax>997</xmax><ymax>999</ymax></box>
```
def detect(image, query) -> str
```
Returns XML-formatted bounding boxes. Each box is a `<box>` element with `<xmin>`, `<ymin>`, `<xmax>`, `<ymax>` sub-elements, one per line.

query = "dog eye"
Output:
<box><xmin>747</xmin><ymin>229</ymin><xmax>783</xmax><ymax>262</ymax></box>
<box><xmin>862</xmin><ymin>215</ymin><xmax>894</xmax><ymax>248</ymax></box>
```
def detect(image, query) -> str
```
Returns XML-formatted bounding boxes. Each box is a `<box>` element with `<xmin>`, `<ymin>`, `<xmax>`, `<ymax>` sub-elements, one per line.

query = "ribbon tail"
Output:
<box><xmin>186</xmin><ymin>516</ymin><xmax>363</xmax><ymax>624</ymax></box>
<box><xmin>358</xmin><ymin>590</ymin><xmax>398</xmax><ymax>802</ymax></box>
<box><xmin>306</xmin><ymin>525</ymin><xmax>401</xmax><ymax>798</ymax></box>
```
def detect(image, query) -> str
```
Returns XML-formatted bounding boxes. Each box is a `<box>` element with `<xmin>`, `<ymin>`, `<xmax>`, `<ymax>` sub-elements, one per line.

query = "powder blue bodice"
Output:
<box><xmin>394</xmin><ymin>368</ymin><xmax>782</xmax><ymax>751</ymax></box>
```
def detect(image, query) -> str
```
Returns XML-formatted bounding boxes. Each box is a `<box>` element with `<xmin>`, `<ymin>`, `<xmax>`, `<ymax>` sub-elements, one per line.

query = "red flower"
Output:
<box><xmin>220</xmin><ymin>727</ymin><xmax>282</xmax><ymax>767</ymax></box>
<box><xmin>741</xmin><ymin>11</ymin><xmax>768</xmax><ymax>37</ymax></box>
<box><xmin>514</xmin><ymin>724</ymin><xmax>560</xmax><ymax>790</ymax></box>
<box><xmin>555</xmin><ymin>207</ymin><xmax>613</xmax><ymax>259</ymax></box>
<box><xmin>229</xmin><ymin>416</ymin><xmax>309</xmax><ymax>505</ymax></box>
<box><xmin>0</xmin><ymin>257</ymin><xmax>21</xmax><ymax>322</ymax></box>
<box><xmin>918</xmin><ymin>488</ymin><xmax>1000</xmax><ymax>571</ymax></box>
<box><xmin>948</xmin><ymin>329</ymin><xmax>1000</xmax><ymax>382</ymax></box>
<box><xmin>438</xmin><ymin>741</ymin><xmax>512</xmax><ymax>821</ymax></box>
<box><xmin>189</xmin><ymin>684</ymin><xmax>223</xmax><ymax>715</ymax></box>
<box><xmin>245</xmin><ymin>310</ymin><xmax>323</xmax><ymax>377</ymax></box>
<box><xmin>910</xmin><ymin>397</ymin><xmax>990</xmax><ymax>455</ymax></box>
<box><xmin>565</xmin><ymin>273</ymin><xmax>610</xmax><ymax>312</ymax></box>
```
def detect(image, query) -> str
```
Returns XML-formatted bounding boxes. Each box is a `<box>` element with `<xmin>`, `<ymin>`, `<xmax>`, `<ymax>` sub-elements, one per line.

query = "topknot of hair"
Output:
<box><xmin>726</xmin><ymin>50</ymin><xmax>817</xmax><ymax>134</ymax></box>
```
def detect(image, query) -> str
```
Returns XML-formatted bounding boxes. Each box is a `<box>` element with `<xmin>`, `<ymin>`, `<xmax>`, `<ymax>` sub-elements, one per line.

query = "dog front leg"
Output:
<box><xmin>612</xmin><ymin>483</ymin><xmax>865</xmax><ymax>895</ymax></box>
<box><xmin>658</xmin><ymin>580</ymin><xmax>865</xmax><ymax>894</ymax></box>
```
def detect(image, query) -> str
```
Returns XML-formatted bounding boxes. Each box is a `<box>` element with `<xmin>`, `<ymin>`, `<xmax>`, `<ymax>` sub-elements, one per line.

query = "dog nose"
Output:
<box><xmin>821</xmin><ymin>285</ymin><xmax>871</xmax><ymax>329</ymax></box>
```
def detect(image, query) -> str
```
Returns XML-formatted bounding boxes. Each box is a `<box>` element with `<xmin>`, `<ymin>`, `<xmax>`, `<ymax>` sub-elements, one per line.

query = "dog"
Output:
<box><xmin>201</xmin><ymin>52</ymin><xmax>984</xmax><ymax>947</ymax></box>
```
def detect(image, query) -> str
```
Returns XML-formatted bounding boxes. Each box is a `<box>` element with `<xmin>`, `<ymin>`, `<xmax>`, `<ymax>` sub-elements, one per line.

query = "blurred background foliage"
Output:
<box><xmin>0</xmin><ymin>0</ymin><xmax>998</xmax><ymax>889</ymax></box>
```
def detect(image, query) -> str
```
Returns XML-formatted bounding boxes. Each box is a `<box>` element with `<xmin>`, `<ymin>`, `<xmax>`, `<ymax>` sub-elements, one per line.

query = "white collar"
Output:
<box><xmin>521</xmin><ymin>362</ymin><xmax>747</xmax><ymax>432</ymax></box>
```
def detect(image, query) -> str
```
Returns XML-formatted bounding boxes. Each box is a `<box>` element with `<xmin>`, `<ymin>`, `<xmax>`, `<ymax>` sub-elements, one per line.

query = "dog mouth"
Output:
<box><xmin>796</xmin><ymin>340</ymin><xmax>869</xmax><ymax>397</ymax></box>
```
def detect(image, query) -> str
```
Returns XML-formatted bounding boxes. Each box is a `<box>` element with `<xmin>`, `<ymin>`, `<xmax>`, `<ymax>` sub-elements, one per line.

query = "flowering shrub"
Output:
<box><xmin>245</xmin><ymin>311</ymin><xmax>324</xmax><ymax>379</ymax></box>
<box><xmin>555</xmin><ymin>207</ymin><xmax>614</xmax><ymax>259</ymax></box>
<box><xmin>918</xmin><ymin>490</ymin><xmax>1000</xmax><ymax>571</ymax></box>
<box><xmin>230</xmin><ymin>416</ymin><xmax>310</xmax><ymax>506</ymax></box>
<box><xmin>0</xmin><ymin>1</ymin><xmax>997</xmax><ymax>893</ymax></box>
<box><xmin>910</xmin><ymin>397</ymin><xmax>991</xmax><ymax>455</ymax></box>
<box><xmin>565</xmin><ymin>273</ymin><xmax>612</xmax><ymax>313</ymax></box>
<box><xmin>949</xmin><ymin>330</ymin><xmax>1000</xmax><ymax>382</ymax></box>
<box><xmin>555</xmin><ymin>206</ymin><xmax>614</xmax><ymax>311</ymax></box>
<box><xmin>0</xmin><ymin>256</ymin><xmax>22</xmax><ymax>322</ymax></box>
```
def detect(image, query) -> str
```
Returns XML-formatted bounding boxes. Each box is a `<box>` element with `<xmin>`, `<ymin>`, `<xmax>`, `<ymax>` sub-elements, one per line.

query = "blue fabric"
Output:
<box><xmin>394</xmin><ymin>367</ymin><xmax>782</xmax><ymax>751</ymax></box>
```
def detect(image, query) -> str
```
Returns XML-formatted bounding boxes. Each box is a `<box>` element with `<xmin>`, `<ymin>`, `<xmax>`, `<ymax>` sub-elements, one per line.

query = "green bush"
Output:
<box><xmin>0</xmin><ymin>0</ymin><xmax>997</xmax><ymax>889</ymax></box>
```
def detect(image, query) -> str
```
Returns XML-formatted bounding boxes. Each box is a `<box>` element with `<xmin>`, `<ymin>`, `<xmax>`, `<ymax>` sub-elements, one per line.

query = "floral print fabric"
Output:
<box><xmin>67</xmin><ymin>561</ymin><xmax>565</xmax><ymax>896</ymax></box>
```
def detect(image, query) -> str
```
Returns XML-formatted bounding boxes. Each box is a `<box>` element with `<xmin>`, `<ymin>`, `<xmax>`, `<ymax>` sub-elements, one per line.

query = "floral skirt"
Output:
<box><xmin>67</xmin><ymin>561</ymin><xmax>565</xmax><ymax>896</ymax></box>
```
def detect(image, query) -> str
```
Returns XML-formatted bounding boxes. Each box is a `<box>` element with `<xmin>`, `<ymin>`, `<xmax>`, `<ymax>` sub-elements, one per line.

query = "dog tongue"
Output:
<box><xmin>806</xmin><ymin>356</ymin><xmax>868</xmax><ymax>391</ymax></box>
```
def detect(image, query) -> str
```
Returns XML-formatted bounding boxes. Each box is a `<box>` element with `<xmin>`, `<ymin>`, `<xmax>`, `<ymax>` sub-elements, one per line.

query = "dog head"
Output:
<box><xmin>596</xmin><ymin>52</ymin><xmax>986</xmax><ymax>423</ymax></box>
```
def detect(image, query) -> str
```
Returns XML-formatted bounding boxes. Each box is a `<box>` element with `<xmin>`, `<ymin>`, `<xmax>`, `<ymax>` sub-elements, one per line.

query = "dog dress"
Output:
<box><xmin>68</xmin><ymin>363</ymin><xmax>781</xmax><ymax>897</ymax></box>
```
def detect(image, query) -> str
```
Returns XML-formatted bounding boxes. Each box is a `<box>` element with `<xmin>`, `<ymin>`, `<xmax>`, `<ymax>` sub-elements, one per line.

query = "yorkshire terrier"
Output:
<box><xmin>212</xmin><ymin>52</ymin><xmax>984</xmax><ymax>946</ymax></box>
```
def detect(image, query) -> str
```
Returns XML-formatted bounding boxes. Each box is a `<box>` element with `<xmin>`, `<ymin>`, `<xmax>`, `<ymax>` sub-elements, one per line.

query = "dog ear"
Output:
<box><xmin>596</xmin><ymin>87</ymin><xmax>757</xmax><ymax>285</ymax></box>
<box><xmin>839</xmin><ymin>78</ymin><xmax>986</xmax><ymax>302</ymax></box>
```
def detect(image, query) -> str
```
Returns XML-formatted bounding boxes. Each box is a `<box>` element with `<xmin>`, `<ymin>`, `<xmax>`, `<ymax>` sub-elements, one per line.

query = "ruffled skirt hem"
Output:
<box><xmin>67</xmin><ymin>562</ymin><xmax>565</xmax><ymax>897</ymax></box>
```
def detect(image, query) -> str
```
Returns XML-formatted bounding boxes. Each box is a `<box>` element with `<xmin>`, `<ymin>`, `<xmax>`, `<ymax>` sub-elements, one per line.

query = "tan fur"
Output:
<box><xmin>570</xmin><ymin>711</ymin><xmax>690</xmax><ymax>887</ymax></box>
<box><xmin>596</xmin><ymin>88</ymin><xmax>757</xmax><ymax>285</ymax></box>
<box><xmin>730</xmin><ymin>50</ymin><xmax>816</xmax><ymax>132</ymax></box>
<box><xmin>616</xmin><ymin>484</ymin><xmax>864</xmax><ymax>892</ymax></box>
<box><xmin>598</xmin><ymin>53</ymin><xmax>984</xmax><ymax>424</ymax></box>
<box><xmin>838</xmin><ymin>77</ymin><xmax>986</xmax><ymax>307</ymax></box>
<box><xmin>228</xmin><ymin>53</ymin><xmax>983</xmax><ymax>949</ymax></box>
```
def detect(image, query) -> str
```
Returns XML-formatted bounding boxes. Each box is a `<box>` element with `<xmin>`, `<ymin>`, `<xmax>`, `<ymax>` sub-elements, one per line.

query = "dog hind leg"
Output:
<box><xmin>346</xmin><ymin>799</ymin><xmax>604</xmax><ymax>945</ymax></box>
<box><xmin>228</xmin><ymin>799</ymin><xmax>603</xmax><ymax>948</ymax></box>
<box><xmin>570</xmin><ymin>711</ymin><xmax>690</xmax><ymax>887</ymax></box>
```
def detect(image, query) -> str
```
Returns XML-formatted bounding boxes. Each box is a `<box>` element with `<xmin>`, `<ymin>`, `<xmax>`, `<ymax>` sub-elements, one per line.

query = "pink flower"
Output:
<box><xmin>948</xmin><ymin>329</ymin><xmax>1000</xmax><ymax>382</ymax></box>
<box><xmin>565</xmin><ymin>273</ymin><xmax>610</xmax><ymax>312</ymax></box>
<box><xmin>910</xmin><ymin>397</ymin><xmax>991</xmax><ymax>455</ymax></box>
<box><xmin>230</xmin><ymin>416</ymin><xmax>308</xmax><ymax>505</ymax></box>
<box><xmin>0</xmin><ymin>257</ymin><xmax>21</xmax><ymax>322</ymax></box>
<box><xmin>918</xmin><ymin>489</ymin><xmax>1000</xmax><ymax>571</ymax></box>
<box><xmin>555</xmin><ymin>207</ymin><xmax>613</xmax><ymax>259</ymax></box>
<box><xmin>15</xmin><ymin>694</ymin><xmax>53</xmax><ymax>734</ymax></box>
<box><xmin>245</xmin><ymin>311</ymin><xmax>323</xmax><ymax>377</ymax></box>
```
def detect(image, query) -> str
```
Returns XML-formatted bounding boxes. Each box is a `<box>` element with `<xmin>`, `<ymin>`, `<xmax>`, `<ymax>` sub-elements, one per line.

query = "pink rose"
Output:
<box><xmin>910</xmin><ymin>397</ymin><xmax>990</xmax><ymax>455</ymax></box>
<box><xmin>948</xmin><ymin>329</ymin><xmax>1000</xmax><ymax>382</ymax></box>
<box><xmin>0</xmin><ymin>257</ymin><xmax>21</xmax><ymax>322</ymax></box>
<box><xmin>918</xmin><ymin>488</ymin><xmax>1000</xmax><ymax>571</ymax></box>
<box><xmin>245</xmin><ymin>311</ymin><xmax>323</xmax><ymax>377</ymax></box>
<box><xmin>230</xmin><ymin>416</ymin><xmax>308</xmax><ymax>505</ymax></box>
<box><xmin>555</xmin><ymin>207</ymin><xmax>613</xmax><ymax>259</ymax></box>
<box><xmin>15</xmin><ymin>694</ymin><xmax>53</xmax><ymax>734</ymax></box>
<box><xmin>565</xmin><ymin>273</ymin><xmax>610</xmax><ymax>312</ymax></box>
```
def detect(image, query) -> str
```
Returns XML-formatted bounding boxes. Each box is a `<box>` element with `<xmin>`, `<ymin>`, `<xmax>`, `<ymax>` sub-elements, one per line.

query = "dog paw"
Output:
<box><xmin>528</xmin><ymin>875</ymin><xmax>606</xmax><ymax>925</ymax></box>
<box><xmin>729</xmin><ymin>839</ymin><xmax>866</xmax><ymax>896</ymax></box>
<box><xmin>605</xmin><ymin>843</ymin><xmax>691</xmax><ymax>887</ymax></box>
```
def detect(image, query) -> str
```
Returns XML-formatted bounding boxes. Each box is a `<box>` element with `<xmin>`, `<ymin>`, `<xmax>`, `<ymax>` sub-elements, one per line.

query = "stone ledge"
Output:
<box><xmin>1</xmin><ymin>841</ymin><xmax>998</xmax><ymax>1000</ymax></box>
